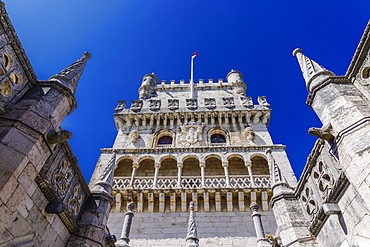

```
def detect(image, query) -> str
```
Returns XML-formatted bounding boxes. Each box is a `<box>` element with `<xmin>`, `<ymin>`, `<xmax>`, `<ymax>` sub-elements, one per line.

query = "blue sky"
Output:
<box><xmin>4</xmin><ymin>0</ymin><xmax>370</xmax><ymax>181</ymax></box>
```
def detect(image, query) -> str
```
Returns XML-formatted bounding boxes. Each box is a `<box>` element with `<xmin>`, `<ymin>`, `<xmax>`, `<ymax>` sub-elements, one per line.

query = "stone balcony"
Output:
<box><xmin>113</xmin><ymin>175</ymin><xmax>271</xmax><ymax>191</ymax></box>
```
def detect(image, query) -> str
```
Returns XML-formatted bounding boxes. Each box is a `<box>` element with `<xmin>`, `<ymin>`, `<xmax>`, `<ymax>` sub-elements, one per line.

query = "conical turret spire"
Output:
<box><xmin>293</xmin><ymin>48</ymin><xmax>335</xmax><ymax>92</ymax></box>
<box><xmin>91</xmin><ymin>152</ymin><xmax>116</xmax><ymax>195</ymax></box>
<box><xmin>49</xmin><ymin>52</ymin><xmax>91</xmax><ymax>94</ymax></box>
<box><xmin>186</xmin><ymin>201</ymin><xmax>199</xmax><ymax>247</ymax></box>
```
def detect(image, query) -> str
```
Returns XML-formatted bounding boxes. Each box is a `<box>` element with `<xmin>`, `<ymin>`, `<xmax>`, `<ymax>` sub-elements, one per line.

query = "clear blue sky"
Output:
<box><xmin>4</xmin><ymin>0</ymin><xmax>370</xmax><ymax>181</ymax></box>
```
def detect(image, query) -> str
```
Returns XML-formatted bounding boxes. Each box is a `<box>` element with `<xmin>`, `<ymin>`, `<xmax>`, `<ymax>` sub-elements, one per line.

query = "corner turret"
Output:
<box><xmin>138</xmin><ymin>73</ymin><xmax>158</xmax><ymax>99</ymax></box>
<box><xmin>293</xmin><ymin>48</ymin><xmax>335</xmax><ymax>92</ymax></box>
<box><xmin>227</xmin><ymin>69</ymin><xmax>246</xmax><ymax>96</ymax></box>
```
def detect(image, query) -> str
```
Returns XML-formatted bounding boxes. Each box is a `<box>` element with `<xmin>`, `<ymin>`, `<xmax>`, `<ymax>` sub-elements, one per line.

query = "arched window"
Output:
<box><xmin>211</xmin><ymin>134</ymin><xmax>226</xmax><ymax>144</ymax></box>
<box><xmin>158</xmin><ymin>136</ymin><xmax>172</xmax><ymax>145</ymax></box>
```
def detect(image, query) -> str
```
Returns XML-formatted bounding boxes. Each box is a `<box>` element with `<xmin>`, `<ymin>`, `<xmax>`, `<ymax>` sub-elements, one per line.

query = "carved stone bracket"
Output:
<box><xmin>258</xmin><ymin>96</ymin><xmax>270</xmax><ymax>107</ymax></box>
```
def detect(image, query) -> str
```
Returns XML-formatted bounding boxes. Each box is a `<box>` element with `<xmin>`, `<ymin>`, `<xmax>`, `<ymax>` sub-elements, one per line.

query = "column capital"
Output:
<box><xmin>222</xmin><ymin>162</ymin><xmax>229</xmax><ymax>167</ymax></box>
<box><xmin>154</xmin><ymin>162</ymin><xmax>161</xmax><ymax>168</ymax></box>
<box><xmin>177</xmin><ymin>163</ymin><xmax>183</xmax><ymax>168</ymax></box>
<box><xmin>245</xmin><ymin>162</ymin><xmax>252</xmax><ymax>167</ymax></box>
<box><xmin>132</xmin><ymin>163</ymin><xmax>139</xmax><ymax>169</ymax></box>
<box><xmin>199</xmin><ymin>163</ymin><xmax>206</xmax><ymax>168</ymax></box>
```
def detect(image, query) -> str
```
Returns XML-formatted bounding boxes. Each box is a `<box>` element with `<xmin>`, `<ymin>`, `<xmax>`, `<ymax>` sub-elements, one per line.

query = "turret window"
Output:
<box><xmin>158</xmin><ymin>136</ymin><xmax>172</xmax><ymax>145</ymax></box>
<box><xmin>211</xmin><ymin>134</ymin><xmax>226</xmax><ymax>144</ymax></box>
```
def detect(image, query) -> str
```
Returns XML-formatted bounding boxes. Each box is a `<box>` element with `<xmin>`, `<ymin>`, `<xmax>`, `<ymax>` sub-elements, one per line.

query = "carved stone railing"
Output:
<box><xmin>113</xmin><ymin>175</ymin><xmax>271</xmax><ymax>190</ymax></box>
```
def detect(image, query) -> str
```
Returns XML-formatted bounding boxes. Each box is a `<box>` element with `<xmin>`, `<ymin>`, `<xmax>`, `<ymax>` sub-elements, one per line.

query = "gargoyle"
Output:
<box><xmin>308</xmin><ymin>127</ymin><xmax>334</xmax><ymax>142</ymax></box>
<box><xmin>46</xmin><ymin>130</ymin><xmax>72</xmax><ymax>144</ymax></box>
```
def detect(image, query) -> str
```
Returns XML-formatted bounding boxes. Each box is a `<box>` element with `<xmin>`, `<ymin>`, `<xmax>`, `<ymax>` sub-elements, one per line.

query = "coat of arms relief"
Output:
<box><xmin>180</xmin><ymin>122</ymin><xmax>204</xmax><ymax>147</ymax></box>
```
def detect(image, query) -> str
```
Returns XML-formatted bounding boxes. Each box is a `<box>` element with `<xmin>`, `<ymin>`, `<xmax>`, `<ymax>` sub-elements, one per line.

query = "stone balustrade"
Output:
<box><xmin>113</xmin><ymin>175</ymin><xmax>271</xmax><ymax>190</ymax></box>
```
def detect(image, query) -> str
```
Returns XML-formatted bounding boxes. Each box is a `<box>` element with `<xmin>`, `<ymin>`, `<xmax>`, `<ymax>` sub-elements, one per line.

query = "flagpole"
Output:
<box><xmin>190</xmin><ymin>55</ymin><xmax>194</xmax><ymax>98</ymax></box>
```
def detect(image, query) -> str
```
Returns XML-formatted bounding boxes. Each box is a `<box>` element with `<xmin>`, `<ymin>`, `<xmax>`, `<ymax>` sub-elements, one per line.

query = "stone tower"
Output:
<box><xmin>91</xmin><ymin>69</ymin><xmax>298</xmax><ymax>246</ymax></box>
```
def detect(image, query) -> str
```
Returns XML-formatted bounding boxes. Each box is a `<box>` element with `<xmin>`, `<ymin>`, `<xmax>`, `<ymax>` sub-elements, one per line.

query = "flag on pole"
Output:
<box><xmin>192</xmin><ymin>51</ymin><xmax>198</xmax><ymax>58</ymax></box>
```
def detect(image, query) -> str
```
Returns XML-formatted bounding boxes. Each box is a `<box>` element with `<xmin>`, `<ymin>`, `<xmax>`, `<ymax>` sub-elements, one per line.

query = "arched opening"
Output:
<box><xmin>159</xmin><ymin>157</ymin><xmax>177</xmax><ymax>176</ymax></box>
<box><xmin>211</xmin><ymin>134</ymin><xmax>226</xmax><ymax>144</ymax></box>
<box><xmin>158</xmin><ymin>136</ymin><xmax>172</xmax><ymax>145</ymax></box>
<box><xmin>251</xmin><ymin>156</ymin><xmax>269</xmax><ymax>175</ymax></box>
<box><xmin>114</xmin><ymin>158</ymin><xmax>133</xmax><ymax>177</ymax></box>
<box><xmin>182</xmin><ymin>157</ymin><xmax>200</xmax><ymax>176</ymax></box>
<box><xmin>228</xmin><ymin>156</ymin><xmax>248</xmax><ymax>175</ymax></box>
<box><xmin>136</xmin><ymin>159</ymin><xmax>155</xmax><ymax>177</ymax></box>
<box><xmin>205</xmin><ymin>156</ymin><xmax>223</xmax><ymax>176</ymax></box>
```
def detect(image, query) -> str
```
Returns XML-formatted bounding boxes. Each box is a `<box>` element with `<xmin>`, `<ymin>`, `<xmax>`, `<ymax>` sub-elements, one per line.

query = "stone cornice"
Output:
<box><xmin>100</xmin><ymin>144</ymin><xmax>286</xmax><ymax>154</ymax></box>
<box><xmin>306</xmin><ymin>76</ymin><xmax>351</xmax><ymax>106</ymax></box>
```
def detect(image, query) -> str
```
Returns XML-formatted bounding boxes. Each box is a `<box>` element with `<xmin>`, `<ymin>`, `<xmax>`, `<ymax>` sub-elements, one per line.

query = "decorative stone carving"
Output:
<box><xmin>168</xmin><ymin>99</ymin><xmax>179</xmax><ymax>110</ymax></box>
<box><xmin>186</xmin><ymin>99</ymin><xmax>197</xmax><ymax>109</ymax></box>
<box><xmin>244</xmin><ymin>127</ymin><xmax>255</xmax><ymax>144</ymax></box>
<box><xmin>180</xmin><ymin>122</ymin><xmax>204</xmax><ymax>147</ymax></box>
<box><xmin>130</xmin><ymin>100</ymin><xmax>143</xmax><ymax>112</ymax></box>
<box><xmin>301</xmin><ymin>186</ymin><xmax>318</xmax><ymax>220</ymax></box>
<box><xmin>223</xmin><ymin>97</ymin><xmax>235</xmax><ymax>108</ymax></box>
<box><xmin>114</xmin><ymin>100</ymin><xmax>126</xmax><ymax>112</ymax></box>
<box><xmin>313</xmin><ymin>161</ymin><xmax>334</xmax><ymax>199</ymax></box>
<box><xmin>46</xmin><ymin>130</ymin><xmax>72</xmax><ymax>144</ymax></box>
<box><xmin>129</xmin><ymin>130</ymin><xmax>139</xmax><ymax>143</ymax></box>
<box><xmin>240</xmin><ymin>96</ymin><xmax>253</xmax><ymax>107</ymax></box>
<box><xmin>65</xmin><ymin>184</ymin><xmax>84</xmax><ymax>216</ymax></box>
<box><xmin>308</xmin><ymin>127</ymin><xmax>334</xmax><ymax>142</ymax></box>
<box><xmin>258</xmin><ymin>96</ymin><xmax>270</xmax><ymax>107</ymax></box>
<box><xmin>51</xmin><ymin>158</ymin><xmax>73</xmax><ymax>198</ymax></box>
<box><xmin>204</xmin><ymin>98</ymin><xmax>216</xmax><ymax>109</ymax></box>
<box><xmin>149</xmin><ymin>99</ymin><xmax>161</xmax><ymax>110</ymax></box>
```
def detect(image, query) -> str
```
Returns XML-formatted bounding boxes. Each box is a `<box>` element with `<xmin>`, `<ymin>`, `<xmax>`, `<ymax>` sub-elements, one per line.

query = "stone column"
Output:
<box><xmin>200</xmin><ymin>163</ymin><xmax>206</xmax><ymax>188</ymax></box>
<box><xmin>222</xmin><ymin>162</ymin><xmax>231</xmax><ymax>187</ymax></box>
<box><xmin>116</xmin><ymin>202</ymin><xmax>136</xmax><ymax>247</ymax></box>
<box><xmin>129</xmin><ymin>163</ymin><xmax>139</xmax><ymax>188</ymax></box>
<box><xmin>246</xmin><ymin>162</ymin><xmax>255</xmax><ymax>187</ymax></box>
<box><xmin>250</xmin><ymin>203</ymin><xmax>268</xmax><ymax>247</ymax></box>
<box><xmin>153</xmin><ymin>162</ymin><xmax>161</xmax><ymax>188</ymax></box>
<box><xmin>177</xmin><ymin>163</ymin><xmax>183</xmax><ymax>188</ymax></box>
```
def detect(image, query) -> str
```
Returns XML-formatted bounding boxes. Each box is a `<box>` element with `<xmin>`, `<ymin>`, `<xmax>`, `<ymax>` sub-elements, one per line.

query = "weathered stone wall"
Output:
<box><xmin>108</xmin><ymin>210</ymin><xmax>277</xmax><ymax>247</ymax></box>
<box><xmin>0</xmin><ymin>160</ymin><xmax>70</xmax><ymax>246</ymax></box>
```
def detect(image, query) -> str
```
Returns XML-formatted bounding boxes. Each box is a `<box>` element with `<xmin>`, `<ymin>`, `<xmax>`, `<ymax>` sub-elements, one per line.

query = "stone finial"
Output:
<box><xmin>49</xmin><ymin>52</ymin><xmax>91</xmax><ymax>94</ymax></box>
<box><xmin>250</xmin><ymin>202</ymin><xmax>259</xmax><ymax>212</ymax></box>
<box><xmin>127</xmin><ymin>202</ymin><xmax>135</xmax><ymax>212</ymax></box>
<box><xmin>292</xmin><ymin>48</ymin><xmax>335</xmax><ymax>92</ymax></box>
<box><xmin>186</xmin><ymin>201</ymin><xmax>199</xmax><ymax>247</ymax></box>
